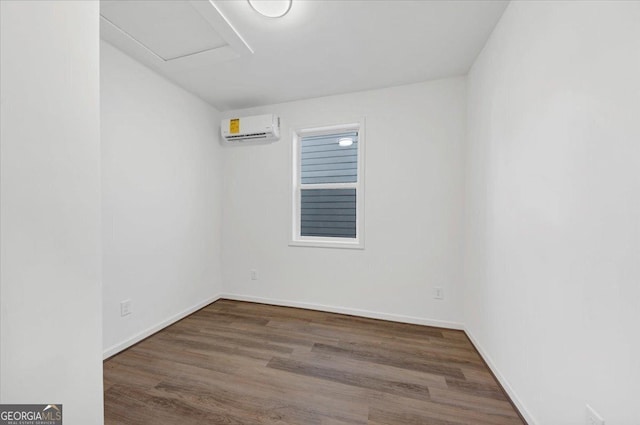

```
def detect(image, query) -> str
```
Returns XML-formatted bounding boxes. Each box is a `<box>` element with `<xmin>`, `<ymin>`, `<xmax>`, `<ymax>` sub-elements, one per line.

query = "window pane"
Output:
<box><xmin>301</xmin><ymin>132</ymin><xmax>358</xmax><ymax>184</ymax></box>
<box><xmin>301</xmin><ymin>188</ymin><xmax>356</xmax><ymax>238</ymax></box>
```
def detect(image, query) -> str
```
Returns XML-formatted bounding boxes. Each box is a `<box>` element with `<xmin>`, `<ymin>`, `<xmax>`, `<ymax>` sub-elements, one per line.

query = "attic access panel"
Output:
<box><xmin>100</xmin><ymin>0</ymin><xmax>252</xmax><ymax>68</ymax></box>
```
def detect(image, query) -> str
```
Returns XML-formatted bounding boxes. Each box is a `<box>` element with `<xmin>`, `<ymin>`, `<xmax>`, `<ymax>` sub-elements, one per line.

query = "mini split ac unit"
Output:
<box><xmin>221</xmin><ymin>114</ymin><xmax>280</xmax><ymax>143</ymax></box>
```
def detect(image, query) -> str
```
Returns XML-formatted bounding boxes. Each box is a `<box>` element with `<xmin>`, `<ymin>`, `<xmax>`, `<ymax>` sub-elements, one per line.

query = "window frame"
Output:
<box><xmin>290</xmin><ymin>119</ymin><xmax>365</xmax><ymax>249</ymax></box>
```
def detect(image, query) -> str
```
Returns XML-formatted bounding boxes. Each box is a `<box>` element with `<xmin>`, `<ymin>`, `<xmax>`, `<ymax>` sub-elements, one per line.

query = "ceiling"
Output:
<box><xmin>100</xmin><ymin>0</ymin><xmax>509</xmax><ymax>111</ymax></box>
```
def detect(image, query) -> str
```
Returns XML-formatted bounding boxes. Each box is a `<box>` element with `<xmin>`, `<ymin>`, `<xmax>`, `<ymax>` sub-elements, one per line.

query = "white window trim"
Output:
<box><xmin>289</xmin><ymin>119</ymin><xmax>365</xmax><ymax>249</ymax></box>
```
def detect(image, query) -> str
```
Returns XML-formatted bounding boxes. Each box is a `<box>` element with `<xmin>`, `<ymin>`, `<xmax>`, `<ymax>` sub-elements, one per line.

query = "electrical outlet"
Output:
<box><xmin>250</xmin><ymin>269</ymin><xmax>258</xmax><ymax>280</ymax></box>
<box><xmin>120</xmin><ymin>299</ymin><xmax>132</xmax><ymax>317</ymax></box>
<box><xmin>586</xmin><ymin>404</ymin><xmax>605</xmax><ymax>425</ymax></box>
<box><xmin>434</xmin><ymin>287</ymin><xmax>444</xmax><ymax>300</ymax></box>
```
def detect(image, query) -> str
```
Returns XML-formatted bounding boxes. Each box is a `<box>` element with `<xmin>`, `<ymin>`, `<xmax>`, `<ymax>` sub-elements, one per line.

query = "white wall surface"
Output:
<box><xmin>221</xmin><ymin>78</ymin><xmax>466</xmax><ymax>327</ymax></box>
<box><xmin>464</xmin><ymin>2</ymin><xmax>640</xmax><ymax>424</ymax></box>
<box><xmin>101</xmin><ymin>42</ymin><xmax>223</xmax><ymax>357</ymax></box>
<box><xmin>0</xmin><ymin>1</ymin><xmax>104</xmax><ymax>423</ymax></box>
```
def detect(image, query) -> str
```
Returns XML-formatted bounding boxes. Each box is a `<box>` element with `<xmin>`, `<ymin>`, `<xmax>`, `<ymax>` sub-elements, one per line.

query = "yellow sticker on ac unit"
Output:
<box><xmin>229</xmin><ymin>118</ymin><xmax>240</xmax><ymax>134</ymax></box>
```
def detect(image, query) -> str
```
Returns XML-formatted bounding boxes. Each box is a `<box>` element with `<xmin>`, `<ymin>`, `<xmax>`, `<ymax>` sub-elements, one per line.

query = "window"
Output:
<box><xmin>291</xmin><ymin>121</ymin><xmax>364</xmax><ymax>249</ymax></box>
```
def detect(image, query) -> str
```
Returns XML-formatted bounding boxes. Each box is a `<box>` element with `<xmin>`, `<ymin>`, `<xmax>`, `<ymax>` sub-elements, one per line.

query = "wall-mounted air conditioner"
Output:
<box><xmin>221</xmin><ymin>114</ymin><xmax>280</xmax><ymax>143</ymax></box>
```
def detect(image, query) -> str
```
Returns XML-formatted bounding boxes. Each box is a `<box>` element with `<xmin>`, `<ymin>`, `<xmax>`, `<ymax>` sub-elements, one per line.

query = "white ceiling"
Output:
<box><xmin>100</xmin><ymin>0</ymin><xmax>508</xmax><ymax>111</ymax></box>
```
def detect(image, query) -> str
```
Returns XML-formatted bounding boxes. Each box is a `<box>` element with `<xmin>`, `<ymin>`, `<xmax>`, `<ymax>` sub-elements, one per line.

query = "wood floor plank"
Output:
<box><xmin>445</xmin><ymin>377</ymin><xmax>509</xmax><ymax>402</ymax></box>
<box><xmin>104</xmin><ymin>299</ymin><xmax>525</xmax><ymax>425</ymax></box>
<box><xmin>154</xmin><ymin>374</ymin><xmax>369</xmax><ymax>425</ymax></box>
<box><xmin>311</xmin><ymin>342</ymin><xmax>467</xmax><ymax>380</ymax></box>
<box><xmin>267</xmin><ymin>356</ymin><xmax>431</xmax><ymax>401</ymax></box>
<box><xmin>429</xmin><ymin>387</ymin><xmax>521</xmax><ymax>419</ymax></box>
<box><xmin>371</xmin><ymin>393</ymin><xmax>522</xmax><ymax>425</ymax></box>
<box><xmin>289</xmin><ymin>350</ymin><xmax>448</xmax><ymax>389</ymax></box>
<box><xmin>369</xmin><ymin>406</ymin><xmax>468</xmax><ymax>425</ymax></box>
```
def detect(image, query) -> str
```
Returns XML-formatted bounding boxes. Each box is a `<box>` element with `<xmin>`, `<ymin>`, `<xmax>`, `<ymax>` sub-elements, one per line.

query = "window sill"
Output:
<box><xmin>289</xmin><ymin>238</ymin><xmax>364</xmax><ymax>250</ymax></box>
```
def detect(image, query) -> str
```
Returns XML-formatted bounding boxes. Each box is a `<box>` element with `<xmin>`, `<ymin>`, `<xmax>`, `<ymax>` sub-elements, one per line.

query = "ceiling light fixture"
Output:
<box><xmin>338</xmin><ymin>137</ymin><xmax>353</xmax><ymax>147</ymax></box>
<box><xmin>248</xmin><ymin>0</ymin><xmax>292</xmax><ymax>18</ymax></box>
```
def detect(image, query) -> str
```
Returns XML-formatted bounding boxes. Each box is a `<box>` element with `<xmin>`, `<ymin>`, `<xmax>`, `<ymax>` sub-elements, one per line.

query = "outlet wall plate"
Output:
<box><xmin>434</xmin><ymin>287</ymin><xmax>444</xmax><ymax>300</ymax></box>
<box><xmin>120</xmin><ymin>299</ymin><xmax>132</xmax><ymax>317</ymax></box>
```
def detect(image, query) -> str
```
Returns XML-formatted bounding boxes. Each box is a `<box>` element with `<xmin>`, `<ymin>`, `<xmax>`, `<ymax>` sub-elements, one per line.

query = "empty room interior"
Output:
<box><xmin>1</xmin><ymin>0</ymin><xmax>639</xmax><ymax>424</ymax></box>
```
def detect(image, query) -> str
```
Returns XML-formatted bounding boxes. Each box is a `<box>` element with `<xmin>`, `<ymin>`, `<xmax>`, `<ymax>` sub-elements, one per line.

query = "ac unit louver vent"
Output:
<box><xmin>221</xmin><ymin>114</ymin><xmax>280</xmax><ymax>143</ymax></box>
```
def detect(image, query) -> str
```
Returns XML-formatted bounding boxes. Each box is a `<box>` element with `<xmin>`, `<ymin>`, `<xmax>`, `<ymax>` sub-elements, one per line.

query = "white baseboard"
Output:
<box><xmin>102</xmin><ymin>293</ymin><xmax>223</xmax><ymax>359</ymax></box>
<box><xmin>464</xmin><ymin>327</ymin><xmax>537</xmax><ymax>425</ymax></box>
<box><xmin>221</xmin><ymin>292</ymin><xmax>464</xmax><ymax>330</ymax></box>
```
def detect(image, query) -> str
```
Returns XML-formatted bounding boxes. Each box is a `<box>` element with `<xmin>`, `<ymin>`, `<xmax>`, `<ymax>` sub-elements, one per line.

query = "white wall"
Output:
<box><xmin>0</xmin><ymin>1</ymin><xmax>104</xmax><ymax>423</ymax></box>
<box><xmin>464</xmin><ymin>2</ymin><xmax>640</xmax><ymax>424</ymax></box>
<box><xmin>101</xmin><ymin>42</ymin><xmax>223</xmax><ymax>357</ymax></box>
<box><xmin>221</xmin><ymin>78</ymin><xmax>466</xmax><ymax>327</ymax></box>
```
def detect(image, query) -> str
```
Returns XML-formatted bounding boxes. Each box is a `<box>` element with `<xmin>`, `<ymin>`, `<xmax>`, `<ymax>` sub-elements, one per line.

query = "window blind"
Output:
<box><xmin>300</xmin><ymin>188</ymin><xmax>356</xmax><ymax>238</ymax></box>
<box><xmin>300</xmin><ymin>132</ymin><xmax>358</xmax><ymax>184</ymax></box>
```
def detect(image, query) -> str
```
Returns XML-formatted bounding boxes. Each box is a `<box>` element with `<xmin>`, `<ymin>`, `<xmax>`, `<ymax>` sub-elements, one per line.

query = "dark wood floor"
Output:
<box><xmin>104</xmin><ymin>299</ymin><xmax>524</xmax><ymax>425</ymax></box>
